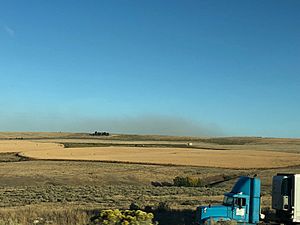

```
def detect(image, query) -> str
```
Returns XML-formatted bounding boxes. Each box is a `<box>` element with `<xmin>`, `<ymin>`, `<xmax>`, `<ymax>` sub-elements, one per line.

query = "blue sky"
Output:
<box><xmin>0</xmin><ymin>0</ymin><xmax>299</xmax><ymax>137</ymax></box>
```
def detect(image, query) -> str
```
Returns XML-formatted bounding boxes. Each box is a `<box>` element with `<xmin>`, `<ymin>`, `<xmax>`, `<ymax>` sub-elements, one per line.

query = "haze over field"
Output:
<box><xmin>0</xmin><ymin>1</ymin><xmax>299</xmax><ymax>137</ymax></box>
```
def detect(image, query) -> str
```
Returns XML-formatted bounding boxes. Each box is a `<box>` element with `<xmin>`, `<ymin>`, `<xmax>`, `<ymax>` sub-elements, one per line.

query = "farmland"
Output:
<box><xmin>0</xmin><ymin>132</ymin><xmax>300</xmax><ymax>225</ymax></box>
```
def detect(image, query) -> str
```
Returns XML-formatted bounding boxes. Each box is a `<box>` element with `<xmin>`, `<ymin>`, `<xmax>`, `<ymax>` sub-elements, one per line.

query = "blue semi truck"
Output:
<box><xmin>196</xmin><ymin>174</ymin><xmax>300</xmax><ymax>224</ymax></box>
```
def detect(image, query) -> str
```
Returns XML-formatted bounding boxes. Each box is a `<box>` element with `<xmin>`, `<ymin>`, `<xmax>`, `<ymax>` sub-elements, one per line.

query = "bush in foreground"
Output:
<box><xmin>90</xmin><ymin>209</ymin><xmax>157</xmax><ymax>225</ymax></box>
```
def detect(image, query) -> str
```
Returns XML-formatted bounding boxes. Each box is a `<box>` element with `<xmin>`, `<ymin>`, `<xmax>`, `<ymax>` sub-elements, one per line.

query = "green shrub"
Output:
<box><xmin>173</xmin><ymin>176</ymin><xmax>203</xmax><ymax>187</ymax></box>
<box><xmin>129</xmin><ymin>203</ymin><xmax>141</xmax><ymax>210</ymax></box>
<box><xmin>90</xmin><ymin>209</ymin><xmax>157</xmax><ymax>225</ymax></box>
<box><xmin>156</xmin><ymin>202</ymin><xmax>171</xmax><ymax>212</ymax></box>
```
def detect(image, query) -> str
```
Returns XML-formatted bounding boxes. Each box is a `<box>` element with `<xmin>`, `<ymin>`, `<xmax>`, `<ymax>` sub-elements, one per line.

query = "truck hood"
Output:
<box><xmin>196</xmin><ymin>205</ymin><xmax>230</xmax><ymax>223</ymax></box>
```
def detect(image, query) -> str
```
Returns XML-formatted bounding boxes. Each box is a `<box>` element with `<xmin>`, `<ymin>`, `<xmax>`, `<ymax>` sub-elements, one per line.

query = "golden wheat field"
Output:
<box><xmin>1</xmin><ymin>138</ymin><xmax>300</xmax><ymax>169</ymax></box>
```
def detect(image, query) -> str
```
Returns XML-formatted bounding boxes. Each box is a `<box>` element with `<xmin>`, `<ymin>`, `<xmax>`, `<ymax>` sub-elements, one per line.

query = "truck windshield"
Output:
<box><xmin>223</xmin><ymin>196</ymin><xmax>234</xmax><ymax>206</ymax></box>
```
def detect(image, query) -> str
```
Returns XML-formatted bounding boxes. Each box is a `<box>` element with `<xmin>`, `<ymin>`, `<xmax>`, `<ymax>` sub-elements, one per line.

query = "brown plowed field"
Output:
<box><xmin>1</xmin><ymin>140</ymin><xmax>300</xmax><ymax>169</ymax></box>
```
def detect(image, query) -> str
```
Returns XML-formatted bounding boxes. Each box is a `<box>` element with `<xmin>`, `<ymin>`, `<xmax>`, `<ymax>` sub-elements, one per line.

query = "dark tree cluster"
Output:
<box><xmin>90</xmin><ymin>131</ymin><xmax>110</xmax><ymax>136</ymax></box>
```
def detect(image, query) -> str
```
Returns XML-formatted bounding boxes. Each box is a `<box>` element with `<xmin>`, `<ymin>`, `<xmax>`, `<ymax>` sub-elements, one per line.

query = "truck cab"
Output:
<box><xmin>196</xmin><ymin>176</ymin><xmax>261</xmax><ymax>224</ymax></box>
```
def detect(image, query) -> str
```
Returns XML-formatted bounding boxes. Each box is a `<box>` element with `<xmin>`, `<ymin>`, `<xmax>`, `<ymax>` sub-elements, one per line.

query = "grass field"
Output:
<box><xmin>0</xmin><ymin>132</ymin><xmax>300</xmax><ymax>225</ymax></box>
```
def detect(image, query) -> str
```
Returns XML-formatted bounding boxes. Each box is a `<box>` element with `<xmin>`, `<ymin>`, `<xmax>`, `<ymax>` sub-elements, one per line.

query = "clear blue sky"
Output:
<box><xmin>0</xmin><ymin>0</ymin><xmax>299</xmax><ymax>137</ymax></box>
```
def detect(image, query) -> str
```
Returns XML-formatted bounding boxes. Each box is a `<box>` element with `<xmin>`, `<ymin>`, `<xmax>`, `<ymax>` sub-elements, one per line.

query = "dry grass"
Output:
<box><xmin>0</xmin><ymin>158</ymin><xmax>236</xmax><ymax>209</ymax></box>
<box><xmin>0</xmin><ymin>157</ymin><xmax>229</xmax><ymax>224</ymax></box>
<box><xmin>0</xmin><ymin>159</ymin><xmax>241</xmax><ymax>187</ymax></box>
<box><xmin>0</xmin><ymin>205</ymin><xmax>89</xmax><ymax>225</ymax></box>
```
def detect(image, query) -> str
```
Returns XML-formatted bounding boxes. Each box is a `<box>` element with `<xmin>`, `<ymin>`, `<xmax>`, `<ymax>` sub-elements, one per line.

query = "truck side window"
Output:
<box><xmin>236</xmin><ymin>198</ymin><xmax>246</xmax><ymax>207</ymax></box>
<box><xmin>223</xmin><ymin>196</ymin><xmax>234</xmax><ymax>206</ymax></box>
<box><xmin>281</xmin><ymin>178</ymin><xmax>289</xmax><ymax>196</ymax></box>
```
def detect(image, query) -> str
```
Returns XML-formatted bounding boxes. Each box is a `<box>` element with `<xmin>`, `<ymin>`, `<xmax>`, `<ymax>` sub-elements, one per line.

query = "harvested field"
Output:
<box><xmin>0</xmin><ymin>140</ymin><xmax>62</xmax><ymax>153</ymax></box>
<box><xmin>21</xmin><ymin>146</ymin><xmax>300</xmax><ymax>169</ymax></box>
<box><xmin>0</xmin><ymin>140</ymin><xmax>299</xmax><ymax>169</ymax></box>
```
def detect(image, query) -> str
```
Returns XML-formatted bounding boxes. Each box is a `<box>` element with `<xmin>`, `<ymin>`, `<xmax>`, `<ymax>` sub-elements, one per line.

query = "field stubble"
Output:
<box><xmin>1</xmin><ymin>139</ymin><xmax>299</xmax><ymax>169</ymax></box>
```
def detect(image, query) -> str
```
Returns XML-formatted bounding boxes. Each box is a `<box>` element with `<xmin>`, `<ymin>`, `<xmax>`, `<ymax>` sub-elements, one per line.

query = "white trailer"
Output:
<box><xmin>272</xmin><ymin>174</ymin><xmax>300</xmax><ymax>223</ymax></box>
<box><xmin>294</xmin><ymin>174</ymin><xmax>300</xmax><ymax>223</ymax></box>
